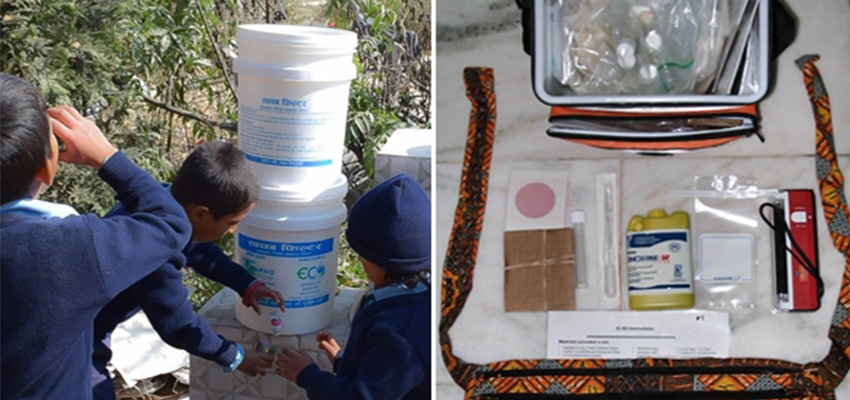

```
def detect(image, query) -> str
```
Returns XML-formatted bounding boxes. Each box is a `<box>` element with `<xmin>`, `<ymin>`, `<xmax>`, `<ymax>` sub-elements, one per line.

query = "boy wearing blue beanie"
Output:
<box><xmin>275</xmin><ymin>173</ymin><xmax>431</xmax><ymax>400</ymax></box>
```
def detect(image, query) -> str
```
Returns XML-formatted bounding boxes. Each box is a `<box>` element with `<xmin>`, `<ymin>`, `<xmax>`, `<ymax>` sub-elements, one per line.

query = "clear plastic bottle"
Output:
<box><xmin>635</xmin><ymin>44</ymin><xmax>664</xmax><ymax>93</ymax></box>
<box><xmin>654</xmin><ymin>0</ymin><xmax>699</xmax><ymax>93</ymax></box>
<box><xmin>571</xmin><ymin>211</ymin><xmax>588</xmax><ymax>288</ymax></box>
<box><xmin>627</xmin><ymin>209</ymin><xmax>694</xmax><ymax>310</ymax></box>
<box><xmin>605</xmin><ymin>2</ymin><xmax>641</xmax><ymax>93</ymax></box>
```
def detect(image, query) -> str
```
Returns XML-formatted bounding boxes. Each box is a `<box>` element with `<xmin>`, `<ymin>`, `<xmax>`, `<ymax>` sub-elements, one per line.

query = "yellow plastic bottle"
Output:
<box><xmin>626</xmin><ymin>209</ymin><xmax>694</xmax><ymax>310</ymax></box>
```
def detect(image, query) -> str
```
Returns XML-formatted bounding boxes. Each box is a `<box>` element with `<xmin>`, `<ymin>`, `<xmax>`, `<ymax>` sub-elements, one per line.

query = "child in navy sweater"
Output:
<box><xmin>91</xmin><ymin>141</ymin><xmax>285</xmax><ymax>399</ymax></box>
<box><xmin>1</xmin><ymin>74</ymin><xmax>192</xmax><ymax>400</ymax></box>
<box><xmin>276</xmin><ymin>174</ymin><xmax>431</xmax><ymax>400</ymax></box>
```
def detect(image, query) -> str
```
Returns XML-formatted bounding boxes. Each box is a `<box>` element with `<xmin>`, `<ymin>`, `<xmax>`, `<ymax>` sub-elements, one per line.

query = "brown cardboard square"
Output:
<box><xmin>504</xmin><ymin>230</ymin><xmax>546</xmax><ymax>311</ymax></box>
<box><xmin>504</xmin><ymin>228</ymin><xmax>575</xmax><ymax>312</ymax></box>
<box><xmin>545</xmin><ymin>228</ymin><xmax>575</xmax><ymax>310</ymax></box>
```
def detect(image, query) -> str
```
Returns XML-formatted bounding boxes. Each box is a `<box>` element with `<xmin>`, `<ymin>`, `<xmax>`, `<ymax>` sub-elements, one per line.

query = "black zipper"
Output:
<box><xmin>478</xmin><ymin>389</ymin><xmax>798</xmax><ymax>400</ymax></box>
<box><xmin>548</xmin><ymin>119</ymin><xmax>750</xmax><ymax>134</ymax></box>
<box><xmin>479</xmin><ymin>365</ymin><xmax>802</xmax><ymax>379</ymax></box>
<box><xmin>548</xmin><ymin>114</ymin><xmax>757</xmax><ymax>125</ymax></box>
<box><xmin>546</xmin><ymin>125</ymin><xmax>756</xmax><ymax>142</ymax></box>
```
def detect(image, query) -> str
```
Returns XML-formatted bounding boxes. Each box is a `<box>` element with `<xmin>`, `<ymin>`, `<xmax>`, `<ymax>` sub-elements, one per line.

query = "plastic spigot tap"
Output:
<box><xmin>270</xmin><ymin>311</ymin><xmax>284</xmax><ymax>336</ymax></box>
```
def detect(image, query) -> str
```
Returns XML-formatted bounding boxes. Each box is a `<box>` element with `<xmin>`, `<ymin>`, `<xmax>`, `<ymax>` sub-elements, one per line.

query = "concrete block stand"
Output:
<box><xmin>190</xmin><ymin>288</ymin><xmax>366</xmax><ymax>400</ymax></box>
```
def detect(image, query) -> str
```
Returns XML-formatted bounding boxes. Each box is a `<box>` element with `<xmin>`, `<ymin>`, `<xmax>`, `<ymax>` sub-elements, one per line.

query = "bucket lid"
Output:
<box><xmin>259</xmin><ymin>174</ymin><xmax>348</xmax><ymax>204</ymax></box>
<box><xmin>242</xmin><ymin>203</ymin><xmax>347</xmax><ymax>232</ymax></box>
<box><xmin>233</xmin><ymin>59</ymin><xmax>357</xmax><ymax>82</ymax></box>
<box><xmin>237</xmin><ymin>24</ymin><xmax>357</xmax><ymax>50</ymax></box>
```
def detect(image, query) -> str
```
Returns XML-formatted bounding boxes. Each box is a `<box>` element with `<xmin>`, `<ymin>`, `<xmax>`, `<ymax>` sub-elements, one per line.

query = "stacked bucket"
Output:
<box><xmin>231</xmin><ymin>25</ymin><xmax>358</xmax><ymax>335</ymax></box>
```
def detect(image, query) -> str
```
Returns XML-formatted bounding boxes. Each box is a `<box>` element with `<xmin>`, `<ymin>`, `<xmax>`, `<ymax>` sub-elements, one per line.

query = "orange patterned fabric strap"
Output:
<box><xmin>796</xmin><ymin>55</ymin><xmax>850</xmax><ymax>258</ymax></box>
<box><xmin>467</xmin><ymin>358</ymin><xmax>819</xmax><ymax>398</ymax></box>
<box><xmin>440</xmin><ymin>67</ymin><xmax>495</xmax><ymax>388</ymax></box>
<box><xmin>796</xmin><ymin>55</ymin><xmax>850</xmax><ymax>386</ymax></box>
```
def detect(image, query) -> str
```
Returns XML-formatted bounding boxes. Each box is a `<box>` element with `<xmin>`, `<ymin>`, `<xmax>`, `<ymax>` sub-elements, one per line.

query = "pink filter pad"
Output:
<box><xmin>505</xmin><ymin>170</ymin><xmax>570</xmax><ymax>231</ymax></box>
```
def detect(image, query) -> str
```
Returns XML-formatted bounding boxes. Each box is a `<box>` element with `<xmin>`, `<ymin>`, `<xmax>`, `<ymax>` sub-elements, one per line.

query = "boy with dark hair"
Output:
<box><xmin>92</xmin><ymin>141</ymin><xmax>286</xmax><ymax>399</ymax></box>
<box><xmin>1</xmin><ymin>74</ymin><xmax>192</xmax><ymax>400</ymax></box>
<box><xmin>276</xmin><ymin>173</ymin><xmax>431</xmax><ymax>400</ymax></box>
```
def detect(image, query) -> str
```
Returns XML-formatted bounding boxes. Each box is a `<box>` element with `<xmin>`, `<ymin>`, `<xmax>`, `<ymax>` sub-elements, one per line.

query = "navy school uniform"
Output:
<box><xmin>296</xmin><ymin>283</ymin><xmax>431</xmax><ymax>400</ymax></box>
<box><xmin>90</xmin><ymin>194</ymin><xmax>257</xmax><ymax>400</ymax></box>
<box><xmin>1</xmin><ymin>153</ymin><xmax>192</xmax><ymax>400</ymax></box>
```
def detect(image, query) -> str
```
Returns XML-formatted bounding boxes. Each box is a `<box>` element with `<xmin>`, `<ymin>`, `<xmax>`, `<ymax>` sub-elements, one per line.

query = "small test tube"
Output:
<box><xmin>571</xmin><ymin>211</ymin><xmax>588</xmax><ymax>288</ymax></box>
<box><xmin>602</xmin><ymin>181</ymin><xmax>618</xmax><ymax>299</ymax></box>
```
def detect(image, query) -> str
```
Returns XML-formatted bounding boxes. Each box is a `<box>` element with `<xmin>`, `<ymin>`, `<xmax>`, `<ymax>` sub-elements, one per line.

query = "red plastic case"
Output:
<box><xmin>773</xmin><ymin>189</ymin><xmax>820</xmax><ymax>312</ymax></box>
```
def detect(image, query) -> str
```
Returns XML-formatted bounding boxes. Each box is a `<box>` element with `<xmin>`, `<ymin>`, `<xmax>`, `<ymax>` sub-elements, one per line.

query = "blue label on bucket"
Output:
<box><xmin>244</xmin><ymin>154</ymin><xmax>333</xmax><ymax>167</ymax></box>
<box><xmin>258</xmin><ymin>294</ymin><xmax>330</xmax><ymax>309</ymax></box>
<box><xmin>239</xmin><ymin>234</ymin><xmax>334</xmax><ymax>258</ymax></box>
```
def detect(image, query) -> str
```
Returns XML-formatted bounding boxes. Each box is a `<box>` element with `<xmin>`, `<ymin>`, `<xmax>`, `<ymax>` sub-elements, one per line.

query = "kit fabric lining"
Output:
<box><xmin>546</xmin><ymin>105</ymin><xmax>763</xmax><ymax>151</ymax></box>
<box><xmin>441</xmin><ymin>59</ymin><xmax>850</xmax><ymax>399</ymax></box>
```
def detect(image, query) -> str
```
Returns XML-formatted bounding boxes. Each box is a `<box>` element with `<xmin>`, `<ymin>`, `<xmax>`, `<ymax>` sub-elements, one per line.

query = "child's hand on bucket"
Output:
<box><xmin>237</xmin><ymin>349</ymin><xmax>274</xmax><ymax>377</ymax></box>
<box><xmin>47</xmin><ymin>106</ymin><xmax>117</xmax><ymax>170</ymax></box>
<box><xmin>276</xmin><ymin>348</ymin><xmax>314</xmax><ymax>382</ymax></box>
<box><xmin>247</xmin><ymin>285</ymin><xmax>285</xmax><ymax>314</ymax></box>
<box><xmin>316</xmin><ymin>332</ymin><xmax>341</xmax><ymax>363</ymax></box>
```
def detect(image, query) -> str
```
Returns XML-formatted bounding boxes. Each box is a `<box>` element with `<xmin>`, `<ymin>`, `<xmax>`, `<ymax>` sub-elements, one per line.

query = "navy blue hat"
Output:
<box><xmin>345</xmin><ymin>173</ymin><xmax>431</xmax><ymax>274</ymax></box>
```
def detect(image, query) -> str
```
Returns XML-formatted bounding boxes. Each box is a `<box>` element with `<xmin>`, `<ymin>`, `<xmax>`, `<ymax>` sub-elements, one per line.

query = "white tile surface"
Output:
<box><xmin>437</xmin><ymin>383</ymin><xmax>466</xmax><ymax>399</ymax></box>
<box><xmin>435</xmin><ymin>156</ymin><xmax>850</xmax><ymax>398</ymax></box>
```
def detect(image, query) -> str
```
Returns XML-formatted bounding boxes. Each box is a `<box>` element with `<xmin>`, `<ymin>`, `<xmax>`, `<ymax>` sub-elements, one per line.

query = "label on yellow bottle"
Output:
<box><xmin>626</xmin><ymin>229</ymin><xmax>692</xmax><ymax>295</ymax></box>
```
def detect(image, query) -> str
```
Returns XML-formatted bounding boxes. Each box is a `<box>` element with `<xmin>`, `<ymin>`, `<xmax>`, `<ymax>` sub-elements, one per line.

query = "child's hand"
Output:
<box><xmin>47</xmin><ymin>106</ymin><xmax>116</xmax><ymax>170</ymax></box>
<box><xmin>276</xmin><ymin>348</ymin><xmax>314</xmax><ymax>382</ymax></box>
<box><xmin>247</xmin><ymin>285</ymin><xmax>285</xmax><ymax>314</ymax></box>
<box><xmin>237</xmin><ymin>349</ymin><xmax>274</xmax><ymax>377</ymax></box>
<box><xmin>316</xmin><ymin>332</ymin><xmax>341</xmax><ymax>363</ymax></box>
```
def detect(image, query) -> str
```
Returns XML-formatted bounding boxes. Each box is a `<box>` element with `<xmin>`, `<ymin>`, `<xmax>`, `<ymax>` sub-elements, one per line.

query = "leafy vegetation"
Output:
<box><xmin>1</xmin><ymin>0</ymin><xmax>430</xmax><ymax>309</ymax></box>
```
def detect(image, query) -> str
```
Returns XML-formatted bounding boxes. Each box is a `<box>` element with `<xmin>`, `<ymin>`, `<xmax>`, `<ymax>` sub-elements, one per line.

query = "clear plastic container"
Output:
<box><xmin>654</xmin><ymin>0</ymin><xmax>700</xmax><ymax>93</ymax></box>
<box><xmin>533</xmin><ymin>0</ymin><xmax>769</xmax><ymax>105</ymax></box>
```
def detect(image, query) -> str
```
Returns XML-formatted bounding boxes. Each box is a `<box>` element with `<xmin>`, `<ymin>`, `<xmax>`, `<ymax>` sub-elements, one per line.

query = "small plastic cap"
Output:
<box><xmin>639</xmin><ymin>64</ymin><xmax>658</xmax><ymax>84</ymax></box>
<box><xmin>639</xmin><ymin>10</ymin><xmax>654</xmax><ymax>25</ymax></box>
<box><xmin>618</xmin><ymin>53</ymin><xmax>636</xmax><ymax>70</ymax></box>
<box><xmin>646</xmin><ymin>31</ymin><xmax>663</xmax><ymax>53</ymax></box>
<box><xmin>571</xmin><ymin>210</ymin><xmax>586</xmax><ymax>224</ymax></box>
<box><xmin>648</xmin><ymin>209</ymin><xmax>668</xmax><ymax>218</ymax></box>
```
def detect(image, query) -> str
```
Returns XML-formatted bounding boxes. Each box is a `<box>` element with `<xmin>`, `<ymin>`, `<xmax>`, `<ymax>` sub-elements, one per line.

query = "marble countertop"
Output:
<box><xmin>435</xmin><ymin>0</ymin><xmax>850</xmax><ymax>397</ymax></box>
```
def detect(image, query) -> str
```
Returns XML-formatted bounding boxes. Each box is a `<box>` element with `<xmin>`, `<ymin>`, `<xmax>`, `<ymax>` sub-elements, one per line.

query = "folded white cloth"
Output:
<box><xmin>110</xmin><ymin>311</ymin><xmax>190</xmax><ymax>386</ymax></box>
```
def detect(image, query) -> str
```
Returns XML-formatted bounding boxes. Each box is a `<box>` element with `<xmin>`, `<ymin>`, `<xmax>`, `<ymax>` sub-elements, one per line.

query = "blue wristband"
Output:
<box><xmin>223</xmin><ymin>343</ymin><xmax>245</xmax><ymax>372</ymax></box>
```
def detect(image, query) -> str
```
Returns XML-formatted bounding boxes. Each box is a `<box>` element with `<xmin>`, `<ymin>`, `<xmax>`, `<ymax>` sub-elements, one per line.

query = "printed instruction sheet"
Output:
<box><xmin>546</xmin><ymin>310</ymin><xmax>730</xmax><ymax>359</ymax></box>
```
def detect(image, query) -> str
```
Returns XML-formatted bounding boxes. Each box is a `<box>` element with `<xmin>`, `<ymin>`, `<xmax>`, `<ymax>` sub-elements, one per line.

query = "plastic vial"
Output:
<box><xmin>616</xmin><ymin>39</ymin><xmax>637</xmax><ymax>70</ymax></box>
<box><xmin>639</xmin><ymin>63</ymin><xmax>658</xmax><ymax>84</ymax></box>
<box><xmin>571</xmin><ymin>211</ymin><xmax>588</xmax><ymax>288</ymax></box>
<box><xmin>645</xmin><ymin>31</ymin><xmax>663</xmax><ymax>55</ymax></box>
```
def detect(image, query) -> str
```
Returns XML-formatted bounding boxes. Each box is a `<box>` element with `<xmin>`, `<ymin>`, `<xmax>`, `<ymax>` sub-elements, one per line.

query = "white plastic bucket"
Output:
<box><xmin>234</xmin><ymin>24</ymin><xmax>358</xmax><ymax>188</ymax></box>
<box><xmin>253</xmin><ymin>174</ymin><xmax>348</xmax><ymax>218</ymax></box>
<box><xmin>234</xmin><ymin>202</ymin><xmax>347</xmax><ymax>335</ymax></box>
